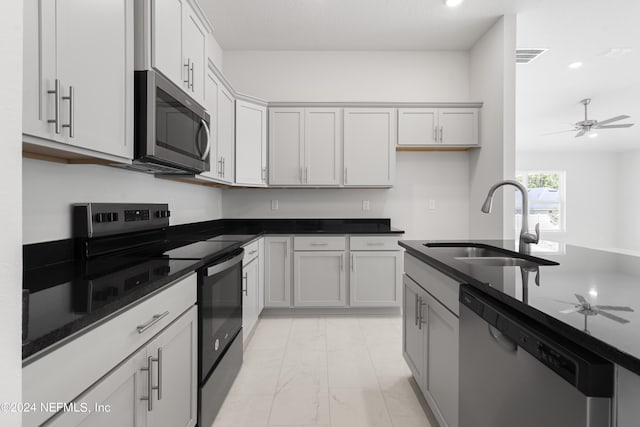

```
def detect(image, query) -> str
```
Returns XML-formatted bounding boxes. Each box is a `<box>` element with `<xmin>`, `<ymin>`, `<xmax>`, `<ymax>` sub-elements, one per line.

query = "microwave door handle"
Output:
<box><xmin>200</xmin><ymin>119</ymin><xmax>211</xmax><ymax>161</ymax></box>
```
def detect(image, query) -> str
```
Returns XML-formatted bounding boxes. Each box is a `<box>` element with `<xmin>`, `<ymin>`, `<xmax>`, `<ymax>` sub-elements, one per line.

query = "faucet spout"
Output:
<box><xmin>480</xmin><ymin>180</ymin><xmax>540</xmax><ymax>254</ymax></box>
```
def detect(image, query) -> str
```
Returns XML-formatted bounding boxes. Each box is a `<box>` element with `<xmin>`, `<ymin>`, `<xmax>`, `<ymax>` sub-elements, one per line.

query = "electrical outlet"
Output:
<box><xmin>362</xmin><ymin>200</ymin><xmax>370</xmax><ymax>211</ymax></box>
<box><xmin>428</xmin><ymin>199</ymin><xmax>436</xmax><ymax>210</ymax></box>
<box><xmin>271</xmin><ymin>200</ymin><xmax>279</xmax><ymax>210</ymax></box>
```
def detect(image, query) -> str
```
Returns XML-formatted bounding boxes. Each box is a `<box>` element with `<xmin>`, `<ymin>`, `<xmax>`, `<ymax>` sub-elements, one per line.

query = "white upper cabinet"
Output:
<box><xmin>217</xmin><ymin>86</ymin><xmax>235</xmax><ymax>183</ymax></box>
<box><xmin>343</xmin><ymin>108</ymin><xmax>396</xmax><ymax>187</ymax></box>
<box><xmin>236</xmin><ymin>100</ymin><xmax>268</xmax><ymax>186</ymax></box>
<box><xmin>269</xmin><ymin>108</ymin><xmax>305</xmax><ymax>185</ymax></box>
<box><xmin>151</xmin><ymin>0</ymin><xmax>209</xmax><ymax>105</ymax></box>
<box><xmin>398</xmin><ymin>108</ymin><xmax>438</xmax><ymax>146</ymax></box>
<box><xmin>305</xmin><ymin>108</ymin><xmax>342</xmax><ymax>186</ymax></box>
<box><xmin>398</xmin><ymin>107</ymin><xmax>479</xmax><ymax>147</ymax></box>
<box><xmin>23</xmin><ymin>0</ymin><xmax>133</xmax><ymax>161</ymax></box>
<box><xmin>438</xmin><ymin>108</ymin><xmax>478</xmax><ymax>146</ymax></box>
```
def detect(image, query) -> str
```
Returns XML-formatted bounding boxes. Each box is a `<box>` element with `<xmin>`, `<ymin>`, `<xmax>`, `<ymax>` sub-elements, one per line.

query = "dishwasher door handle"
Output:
<box><xmin>488</xmin><ymin>325</ymin><xmax>517</xmax><ymax>353</ymax></box>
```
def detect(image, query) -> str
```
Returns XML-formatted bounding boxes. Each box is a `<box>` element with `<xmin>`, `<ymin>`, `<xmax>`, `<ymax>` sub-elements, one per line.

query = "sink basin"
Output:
<box><xmin>454</xmin><ymin>256</ymin><xmax>541</xmax><ymax>268</ymax></box>
<box><xmin>423</xmin><ymin>242</ymin><xmax>559</xmax><ymax>267</ymax></box>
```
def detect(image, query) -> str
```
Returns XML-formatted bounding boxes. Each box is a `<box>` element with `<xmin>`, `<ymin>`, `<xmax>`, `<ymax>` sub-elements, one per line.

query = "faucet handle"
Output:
<box><xmin>522</xmin><ymin>222</ymin><xmax>541</xmax><ymax>245</ymax></box>
<box><xmin>533</xmin><ymin>222</ymin><xmax>541</xmax><ymax>244</ymax></box>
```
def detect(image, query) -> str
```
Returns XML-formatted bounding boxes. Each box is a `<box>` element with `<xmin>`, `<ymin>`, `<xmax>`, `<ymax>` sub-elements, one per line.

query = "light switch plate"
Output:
<box><xmin>271</xmin><ymin>200</ymin><xmax>279</xmax><ymax>210</ymax></box>
<box><xmin>362</xmin><ymin>200</ymin><xmax>370</xmax><ymax>211</ymax></box>
<box><xmin>428</xmin><ymin>199</ymin><xmax>436</xmax><ymax>210</ymax></box>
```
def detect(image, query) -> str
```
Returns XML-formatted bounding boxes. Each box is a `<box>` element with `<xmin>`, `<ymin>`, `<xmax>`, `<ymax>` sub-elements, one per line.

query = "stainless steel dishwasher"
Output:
<box><xmin>459</xmin><ymin>285</ymin><xmax>614</xmax><ymax>427</ymax></box>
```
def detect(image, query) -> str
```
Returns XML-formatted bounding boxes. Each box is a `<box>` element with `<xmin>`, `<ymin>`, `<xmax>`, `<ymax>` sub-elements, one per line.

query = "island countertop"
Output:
<box><xmin>399</xmin><ymin>239</ymin><xmax>640</xmax><ymax>376</ymax></box>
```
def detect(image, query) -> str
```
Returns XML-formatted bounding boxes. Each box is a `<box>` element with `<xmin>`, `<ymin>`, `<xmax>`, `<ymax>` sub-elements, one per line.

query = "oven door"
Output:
<box><xmin>198</xmin><ymin>249</ymin><xmax>243</xmax><ymax>380</ymax></box>
<box><xmin>135</xmin><ymin>70</ymin><xmax>210</xmax><ymax>173</ymax></box>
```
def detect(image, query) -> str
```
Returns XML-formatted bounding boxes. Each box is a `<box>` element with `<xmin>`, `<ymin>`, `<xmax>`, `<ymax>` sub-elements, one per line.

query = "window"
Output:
<box><xmin>515</xmin><ymin>171</ymin><xmax>565</xmax><ymax>233</ymax></box>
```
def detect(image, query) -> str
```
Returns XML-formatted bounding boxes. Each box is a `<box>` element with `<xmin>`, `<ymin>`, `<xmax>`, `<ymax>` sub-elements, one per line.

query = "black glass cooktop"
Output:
<box><xmin>399</xmin><ymin>239</ymin><xmax>640</xmax><ymax>375</ymax></box>
<box><xmin>162</xmin><ymin>241</ymin><xmax>240</xmax><ymax>259</ymax></box>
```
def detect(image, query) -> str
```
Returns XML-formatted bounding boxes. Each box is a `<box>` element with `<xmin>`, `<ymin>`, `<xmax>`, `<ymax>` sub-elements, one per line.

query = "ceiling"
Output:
<box><xmin>201</xmin><ymin>0</ymin><xmax>640</xmax><ymax>152</ymax></box>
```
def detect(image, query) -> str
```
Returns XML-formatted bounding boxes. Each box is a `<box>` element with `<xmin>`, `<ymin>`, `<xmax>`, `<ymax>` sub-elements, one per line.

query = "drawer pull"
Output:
<box><xmin>137</xmin><ymin>311</ymin><xmax>169</xmax><ymax>334</ymax></box>
<box><xmin>248</xmin><ymin>250</ymin><xmax>258</xmax><ymax>255</ymax></box>
<box><xmin>366</xmin><ymin>242</ymin><xmax>385</xmax><ymax>246</ymax></box>
<box><xmin>310</xmin><ymin>242</ymin><xmax>329</xmax><ymax>246</ymax></box>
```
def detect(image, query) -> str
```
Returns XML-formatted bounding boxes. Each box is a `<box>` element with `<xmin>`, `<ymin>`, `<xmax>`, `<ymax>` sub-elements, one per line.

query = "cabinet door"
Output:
<box><xmin>403</xmin><ymin>276</ymin><xmax>426</xmax><ymax>392</ymax></box>
<box><xmin>46</xmin><ymin>349</ymin><xmax>147</xmax><ymax>427</ymax></box>
<box><xmin>23</xmin><ymin>0</ymin><xmax>60</xmax><ymax>142</ymax></box>
<box><xmin>242</xmin><ymin>259</ymin><xmax>260</xmax><ymax>343</ymax></box>
<box><xmin>269</xmin><ymin>108</ymin><xmax>305</xmax><ymax>185</ymax></box>
<box><xmin>200</xmin><ymin>69</ymin><xmax>220</xmax><ymax>180</ymax></box>
<box><xmin>218</xmin><ymin>86</ymin><xmax>235</xmax><ymax>183</ymax></box>
<box><xmin>181</xmin><ymin>3</ymin><xmax>206</xmax><ymax>103</ymax></box>
<box><xmin>146</xmin><ymin>306</ymin><xmax>198</xmax><ymax>427</ymax></box>
<box><xmin>398</xmin><ymin>108</ymin><xmax>438</xmax><ymax>146</ymax></box>
<box><xmin>236</xmin><ymin>100</ymin><xmax>267</xmax><ymax>186</ymax></box>
<box><xmin>294</xmin><ymin>252</ymin><xmax>346</xmax><ymax>307</ymax></box>
<box><xmin>343</xmin><ymin>108</ymin><xmax>396</xmax><ymax>186</ymax></box>
<box><xmin>425</xmin><ymin>293</ymin><xmax>459</xmax><ymax>427</ymax></box>
<box><xmin>350</xmin><ymin>251</ymin><xmax>402</xmax><ymax>307</ymax></box>
<box><xmin>56</xmin><ymin>0</ymin><xmax>133</xmax><ymax>158</ymax></box>
<box><xmin>152</xmin><ymin>0</ymin><xmax>184</xmax><ymax>88</ymax></box>
<box><xmin>264</xmin><ymin>237</ymin><xmax>292</xmax><ymax>307</ymax></box>
<box><xmin>438</xmin><ymin>108</ymin><xmax>478</xmax><ymax>146</ymax></box>
<box><xmin>305</xmin><ymin>108</ymin><xmax>342</xmax><ymax>185</ymax></box>
<box><xmin>258</xmin><ymin>238</ymin><xmax>265</xmax><ymax>314</ymax></box>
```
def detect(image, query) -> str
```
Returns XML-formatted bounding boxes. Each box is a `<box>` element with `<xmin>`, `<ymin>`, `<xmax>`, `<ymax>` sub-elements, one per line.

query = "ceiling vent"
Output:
<box><xmin>516</xmin><ymin>48</ymin><xmax>548</xmax><ymax>64</ymax></box>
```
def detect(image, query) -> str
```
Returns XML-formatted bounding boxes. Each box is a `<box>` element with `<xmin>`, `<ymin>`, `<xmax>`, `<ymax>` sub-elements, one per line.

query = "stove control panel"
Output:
<box><xmin>73</xmin><ymin>203</ymin><xmax>170</xmax><ymax>238</ymax></box>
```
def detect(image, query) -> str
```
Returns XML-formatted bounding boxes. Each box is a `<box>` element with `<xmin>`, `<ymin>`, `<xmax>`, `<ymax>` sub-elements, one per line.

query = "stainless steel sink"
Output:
<box><xmin>454</xmin><ymin>257</ymin><xmax>541</xmax><ymax>268</ymax></box>
<box><xmin>423</xmin><ymin>242</ymin><xmax>559</xmax><ymax>267</ymax></box>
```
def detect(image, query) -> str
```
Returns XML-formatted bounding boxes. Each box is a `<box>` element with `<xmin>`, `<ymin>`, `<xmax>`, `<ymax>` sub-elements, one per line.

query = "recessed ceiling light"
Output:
<box><xmin>589</xmin><ymin>289</ymin><xmax>598</xmax><ymax>297</ymax></box>
<box><xmin>444</xmin><ymin>0</ymin><xmax>463</xmax><ymax>7</ymax></box>
<box><xmin>568</xmin><ymin>61</ymin><xmax>583</xmax><ymax>69</ymax></box>
<box><xmin>588</xmin><ymin>133</ymin><xmax>598</xmax><ymax>139</ymax></box>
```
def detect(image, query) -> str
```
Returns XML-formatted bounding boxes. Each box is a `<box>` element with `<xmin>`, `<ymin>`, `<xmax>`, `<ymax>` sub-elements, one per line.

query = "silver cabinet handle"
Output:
<box><xmin>310</xmin><ymin>242</ymin><xmax>328</xmax><ymax>246</ymax></box>
<box><xmin>199</xmin><ymin>119</ymin><xmax>210</xmax><ymax>160</ymax></box>
<box><xmin>136</xmin><ymin>311</ymin><xmax>169</xmax><ymax>334</ymax></box>
<box><xmin>261</xmin><ymin>166</ymin><xmax>267</xmax><ymax>182</ymax></box>
<box><xmin>184</xmin><ymin>59</ymin><xmax>191</xmax><ymax>87</ymax></box>
<box><xmin>242</xmin><ymin>272</ymin><xmax>248</xmax><ymax>296</ymax></box>
<box><xmin>439</xmin><ymin>125</ymin><xmax>443</xmax><ymax>143</ymax></box>
<box><xmin>248</xmin><ymin>250</ymin><xmax>258</xmax><ymax>255</ymax></box>
<box><xmin>156</xmin><ymin>348</ymin><xmax>163</xmax><ymax>400</ymax></box>
<box><xmin>415</xmin><ymin>294</ymin><xmax>419</xmax><ymax>326</ymax></box>
<box><xmin>47</xmin><ymin>79</ymin><xmax>61</xmax><ymax>134</ymax></box>
<box><xmin>418</xmin><ymin>297</ymin><xmax>427</xmax><ymax>330</ymax></box>
<box><xmin>218</xmin><ymin>158</ymin><xmax>223</xmax><ymax>177</ymax></box>
<box><xmin>366</xmin><ymin>242</ymin><xmax>385</xmax><ymax>246</ymax></box>
<box><xmin>222</xmin><ymin>157</ymin><xmax>226</xmax><ymax>177</ymax></box>
<box><xmin>190</xmin><ymin>62</ymin><xmax>194</xmax><ymax>90</ymax></box>
<box><xmin>61</xmin><ymin>86</ymin><xmax>74</xmax><ymax>137</ymax></box>
<box><xmin>140</xmin><ymin>354</ymin><xmax>159</xmax><ymax>411</ymax></box>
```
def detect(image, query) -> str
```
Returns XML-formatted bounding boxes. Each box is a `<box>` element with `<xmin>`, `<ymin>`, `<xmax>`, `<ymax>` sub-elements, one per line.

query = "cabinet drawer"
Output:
<box><xmin>404</xmin><ymin>254</ymin><xmax>459</xmax><ymax>316</ymax></box>
<box><xmin>23</xmin><ymin>273</ymin><xmax>197</xmax><ymax>427</ymax></box>
<box><xmin>243</xmin><ymin>240</ymin><xmax>259</xmax><ymax>264</ymax></box>
<box><xmin>350</xmin><ymin>235</ymin><xmax>400</xmax><ymax>251</ymax></box>
<box><xmin>294</xmin><ymin>236</ymin><xmax>346</xmax><ymax>251</ymax></box>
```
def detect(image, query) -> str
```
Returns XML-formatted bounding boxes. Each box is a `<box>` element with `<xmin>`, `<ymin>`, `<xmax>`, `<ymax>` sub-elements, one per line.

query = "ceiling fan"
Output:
<box><xmin>545</xmin><ymin>98</ymin><xmax>635</xmax><ymax>138</ymax></box>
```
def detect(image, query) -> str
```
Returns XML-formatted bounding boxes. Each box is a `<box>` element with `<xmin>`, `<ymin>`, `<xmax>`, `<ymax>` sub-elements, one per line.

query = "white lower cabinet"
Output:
<box><xmin>294</xmin><ymin>251</ymin><xmax>346</xmax><ymax>307</ymax></box>
<box><xmin>46</xmin><ymin>306</ymin><xmax>197</xmax><ymax>427</ymax></box>
<box><xmin>264</xmin><ymin>236</ymin><xmax>292</xmax><ymax>307</ymax></box>
<box><xmin>403</xmin><ymin>273</ymin><xmax>459</xmax><ymax>427</ymax></box>
<box><xmin>242</xmin><ymin>257</ymin><xmax>260</xmax><ymax>343</ymax></box>
<box><xmin>350</xmin><ymin>251</ymin><xmax>402</xmax><ymax>307</ymax></box>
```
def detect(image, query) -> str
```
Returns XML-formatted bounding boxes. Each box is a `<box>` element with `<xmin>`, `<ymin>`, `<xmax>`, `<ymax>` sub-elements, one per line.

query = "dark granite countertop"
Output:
<box><xmin>399</xmin><ymin>239</ymin><xmax>640</xmax><ymax>376</ymax></box>
<box><xmin>23</xmin><ymin>218</ymin><xmax>404</xmax><ymax>361</ymax></box>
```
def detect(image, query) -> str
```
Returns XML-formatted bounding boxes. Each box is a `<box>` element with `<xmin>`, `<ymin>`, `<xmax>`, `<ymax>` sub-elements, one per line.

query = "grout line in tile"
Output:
<box><xmin>266</xmin><ymin>317</ymin><xmax>294</xmax><ymax>426</ymax></box>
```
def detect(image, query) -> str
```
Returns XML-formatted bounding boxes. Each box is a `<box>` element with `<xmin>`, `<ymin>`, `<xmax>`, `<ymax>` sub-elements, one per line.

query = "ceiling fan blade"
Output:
<box><xmin>560</xmin><ymin>307</ymin><xmax>582</xmax><ymax>314</ymax></box>
<box><xmin>595</xmin><ymin>305</ymin><xmax>635</xmax><ymax>312</ymax></box>
<box><xmin>597</xmin><ymin>310</ymin><xmax>630</xmax><ymax>324</ymax></box>
<box><xmin>575</xmin><ymin>129</ymin><xmax>586</xmax><ymax>138</ymax></box>
<box><xmin>575</xmin><ymin>294</ymin><xmax>588</xmax><ymax>304</ymax></box>
<box><xmin>597</xmin><ymin>115</ymin><xmax>630</xmax><ymax>126</ymax></box>
<box><xmin>596</xmin><ymin>124</ymin><xmax>634</xmax><ymax>129</ymax></box>
<box><xmin>541</xmin><ymin>129</ymin><xmax>575</xmax><ymax>136</ymax></box>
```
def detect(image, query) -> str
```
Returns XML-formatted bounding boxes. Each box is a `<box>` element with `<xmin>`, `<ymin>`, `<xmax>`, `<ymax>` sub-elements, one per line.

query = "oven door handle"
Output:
<box><xmin>204</xmin><ymin>251</ymin><xmax>244</xmax><ymax>277</ymax></box>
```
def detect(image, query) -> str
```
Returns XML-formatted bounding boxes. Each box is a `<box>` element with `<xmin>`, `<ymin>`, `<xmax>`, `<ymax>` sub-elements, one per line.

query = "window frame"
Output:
<box><xmin>515</xmin><ymin>170</ymin><xmax>566</xmax><ymax>234</ymax></box>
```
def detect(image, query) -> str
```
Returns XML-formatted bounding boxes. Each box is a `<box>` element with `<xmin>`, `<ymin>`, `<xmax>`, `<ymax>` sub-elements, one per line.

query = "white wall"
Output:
<box><xmin>223</xmin><ymin>152</ymin><xmax>470</xmax><ymax>240</ymax></box>
<box><xmin>23</xmin><ymin>159</ymin><xmax>223</xmax><ymax>243</ymax></box>
<box><xmin>616</xmin><ymin>150</ymin><xmax>640</xmax><ymax>252</ymax></box>
<box><xmin>223</xmin><ymin>50</ymin><xmax>470</xmax><ymax>102</ymax></box>
<box><xmin>516</xmin><ymin>151</ymin><xmax>618</xmax><ymax>249</ymax></box>
<box><xmin>221</xmin><ymin>50</ymin><xmax>472</xmax><ymax>238</ymax></box>
<box><xmin>468</xmin><ymin>16</ymin><xmax>517</xmax><ymax>240</ymax></box>
<box><xmin>0</xmin><ymin>0</ymin><xmax>22</xmax><ymax>425</ymax></box>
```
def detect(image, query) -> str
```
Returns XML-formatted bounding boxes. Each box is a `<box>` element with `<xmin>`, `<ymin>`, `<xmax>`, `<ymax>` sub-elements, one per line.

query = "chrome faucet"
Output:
<box><xmin>481</xmin><ymin>180</ymin><xmax>540</xmax><ymax>254</ymax></box>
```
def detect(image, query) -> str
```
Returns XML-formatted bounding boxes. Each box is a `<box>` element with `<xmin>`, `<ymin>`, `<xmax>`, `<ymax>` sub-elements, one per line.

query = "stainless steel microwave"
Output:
<box><xmin>132</xmin><ymin>70</ymin><xmax>210</xmax><ymax>174</ymax></box>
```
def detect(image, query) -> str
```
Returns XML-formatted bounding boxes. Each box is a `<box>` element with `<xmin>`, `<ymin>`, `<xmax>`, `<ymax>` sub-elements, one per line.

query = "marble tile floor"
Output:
<box><xmin>212</xmin><ymin>316</ymin><xmax>437</xmax><ymax>427</ymax></box>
